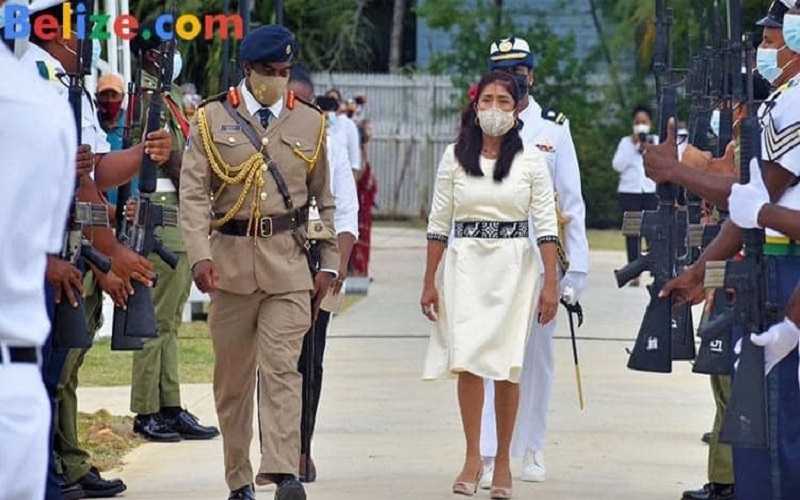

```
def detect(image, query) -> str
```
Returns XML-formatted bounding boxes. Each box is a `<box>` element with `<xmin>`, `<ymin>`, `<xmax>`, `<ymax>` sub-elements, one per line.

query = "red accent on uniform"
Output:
<box><xmin>164</xmin><ymin>95</ymin><xmax>191</xmax><ymax>139</ymax></box>
<box><xmin>287</xmin><ymin>90</ymin><xmax>295</xmax><ymax>110</ymax></box>
<box><xmin>228</xmin><ymin>87</ymin><xmax>240</xmax><ymax>108</ymax></box>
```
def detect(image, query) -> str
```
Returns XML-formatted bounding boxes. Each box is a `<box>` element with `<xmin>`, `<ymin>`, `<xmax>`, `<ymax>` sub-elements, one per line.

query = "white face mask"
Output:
<box><xmin>786</xmin><ymin>14</ymin><xmax>800</xmax><ymax>53</ymax></box>
<box><xmin>633</xmin><ymin>124</ymin><xmax>650</xmax><ymax>135</ymax></box>
<box><xmin>91</xmin><ymin>39</ymin><xmax>101</xmax><ymax>70</ymax></box>
<box><xmin>477</xmin><ymin>107</ymin><xmax>516</xmax><ymax>137</ymax></box>
<box><xmin>710</xmin><ymin>109</ymin><xmax>720</xmax><ymax>137</ymax></box>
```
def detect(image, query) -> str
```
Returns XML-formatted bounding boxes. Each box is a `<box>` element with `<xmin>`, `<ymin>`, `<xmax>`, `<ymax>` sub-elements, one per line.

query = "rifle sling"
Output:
<box><xmin>221</xmin><ymin>100</ymin><xmax>294</xmax><ymax>211</ymax></box>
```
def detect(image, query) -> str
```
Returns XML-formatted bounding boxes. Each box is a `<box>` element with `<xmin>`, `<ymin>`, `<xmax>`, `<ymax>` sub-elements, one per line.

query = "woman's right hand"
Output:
<box><xmin>420</xmin><ymin>282</ymin><xmax>439</xmax><ymax>322</ymax></box>
<box><xmin>537</xmin><ymin>280</ymin><xmax>558</xmax><ymax>325</ymax></box>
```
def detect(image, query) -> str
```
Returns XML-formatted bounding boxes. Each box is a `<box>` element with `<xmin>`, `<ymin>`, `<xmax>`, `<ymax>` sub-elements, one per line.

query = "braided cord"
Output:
<box><xmin>197</xmin><ymin>107</ymin><xmax>265</xmax><ymax>230</ymax></box>
<box><xmin>292</xmin><ymin>114</ymin><xmax>326</xmax><ymax>171</ymax></box>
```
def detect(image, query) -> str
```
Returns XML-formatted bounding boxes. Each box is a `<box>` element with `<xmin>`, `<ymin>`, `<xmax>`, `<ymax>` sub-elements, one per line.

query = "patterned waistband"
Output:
<box><xmin>453</xmin><ymin>220</ymin><xmax>529</xmax><ymax>239</ymax></box>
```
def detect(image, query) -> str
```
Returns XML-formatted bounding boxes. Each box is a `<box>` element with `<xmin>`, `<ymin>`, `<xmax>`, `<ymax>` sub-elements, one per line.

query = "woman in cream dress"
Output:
<box><xmin>420</xmin><ymin>71</ymin><xmax>559</xmax><ymax>499</ymax></box>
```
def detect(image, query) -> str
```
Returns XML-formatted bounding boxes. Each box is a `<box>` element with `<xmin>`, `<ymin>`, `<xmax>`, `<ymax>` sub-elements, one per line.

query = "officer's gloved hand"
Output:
<box><xmin>560</xmin><ymin>271</ymin><xmax>587</xmax><ymax>306</ymax></box>
<box><xmin>734</xmin><ymin>318</ymin><xmax>800</xmax><ymax>374</ymax></box>
<box><xmin>728</xmin><ymin>158</ymin><xmax>769</xmax><ymax>229</ymax></box>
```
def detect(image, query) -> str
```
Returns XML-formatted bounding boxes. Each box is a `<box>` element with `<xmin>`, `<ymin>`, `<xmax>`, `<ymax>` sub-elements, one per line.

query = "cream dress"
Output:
<box><xmin>423</xmin><ymin>144</ymin><xmax>558</xmax><ymax>383</ymax></box>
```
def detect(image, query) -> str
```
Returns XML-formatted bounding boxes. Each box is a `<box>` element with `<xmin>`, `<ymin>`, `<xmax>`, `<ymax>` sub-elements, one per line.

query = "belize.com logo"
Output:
<box><xmin>2</xmin><ymin>2</ymin><xmax>244</xmax><ymax>41</ymax></box>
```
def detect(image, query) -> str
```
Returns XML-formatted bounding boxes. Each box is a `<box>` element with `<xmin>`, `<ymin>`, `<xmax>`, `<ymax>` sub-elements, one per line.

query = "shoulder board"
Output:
<box><xmin>35</xmin><ymin>60</ymin><xmax>59</xmax><ymax>82</ymax></box>
<box><xmin>541</xmin><ymin>108</ymin><xmax>567</xmax><ymax>125</ymax></box>
<box><xmin>198</xmin><ymin>91</ymin><xmax>228</xmax><ymax>108</ymax></box>
<box><xmin>294</xmin><ymin>95</ymin><xmax>323</xmax><ymax>114</ymax></box>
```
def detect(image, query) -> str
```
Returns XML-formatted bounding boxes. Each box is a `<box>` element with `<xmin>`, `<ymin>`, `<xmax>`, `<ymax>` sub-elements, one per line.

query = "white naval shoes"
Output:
<box><xmin>521</xmin><ymin>449</ymin><xmax>546</xmax><ymax>482</ymax></box>
<box><xmin>479</xmin><ymin>457</ymin><xmax>494</xmax><ymax>490</ymax></box>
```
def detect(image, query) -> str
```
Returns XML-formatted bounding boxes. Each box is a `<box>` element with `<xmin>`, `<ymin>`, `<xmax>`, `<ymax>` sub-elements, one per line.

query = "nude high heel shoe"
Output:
<box><xmin>489</xmin><ymin>485</ymin><xmax>512</xmax><ymax>499</ymax></box>
<box><xmin>452</xmin><ymin>469</ymin><xmax>481</xmax><ymax>496</ymax></box>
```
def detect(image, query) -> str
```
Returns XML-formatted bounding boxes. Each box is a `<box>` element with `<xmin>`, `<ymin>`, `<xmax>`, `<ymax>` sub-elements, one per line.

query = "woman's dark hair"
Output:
<box><xmin>454</xmin><ymin>71</ymin><xmax>524</xmax><ymax>182</ymax></box>
<box><xmin>632</xmin><ymin>104</ymin><xmax>653</xmax><ymax>120</ymax></box>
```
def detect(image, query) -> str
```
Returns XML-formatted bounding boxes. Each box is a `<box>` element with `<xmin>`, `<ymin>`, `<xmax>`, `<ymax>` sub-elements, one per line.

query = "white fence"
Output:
<box><xmin>311</xmin><ymin>72</ymin><xmax>461</xmax><ymax>218</ymax></box>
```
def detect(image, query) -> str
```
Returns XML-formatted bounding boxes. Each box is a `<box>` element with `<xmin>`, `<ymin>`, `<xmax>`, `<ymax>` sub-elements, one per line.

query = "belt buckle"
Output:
<box><xmin>259</xmin><ymin>217</ymin><xmax>273</xmax><ymax>238</ymax></box>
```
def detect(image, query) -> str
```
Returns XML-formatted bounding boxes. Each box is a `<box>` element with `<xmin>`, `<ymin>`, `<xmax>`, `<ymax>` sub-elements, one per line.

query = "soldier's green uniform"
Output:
<box><xmin>54</xmin><ymin>273</ymin><xmax>103</xmax><ymax>482</ymax></box>
<box><xmin>129</xmin><ymin>69</ymin><xmax>192</xmax><ymax>417</ymax></box>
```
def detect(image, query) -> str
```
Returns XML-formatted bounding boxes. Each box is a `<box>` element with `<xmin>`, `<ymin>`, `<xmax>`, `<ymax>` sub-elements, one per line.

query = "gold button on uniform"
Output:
<box><xmin>260</xmin><ymin>192</ymin><xmax>267</xmax><ymax>200</ymax></box>
<box><xmin>228</xmin><ymin>137</ymin><xmax>236</xmax><ymax>143</ymax></box>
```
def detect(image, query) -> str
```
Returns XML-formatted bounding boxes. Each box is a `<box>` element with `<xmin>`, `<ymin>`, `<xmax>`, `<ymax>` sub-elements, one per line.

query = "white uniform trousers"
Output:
<box><xmin>480</xmin><ymin>303</ymin><xmax>556</xmax><ymax>458</ymax></box>
<box><xmin>0</xmin><ymin>362</ymin><xmax>50</xmax><ymax>500</ymax></box>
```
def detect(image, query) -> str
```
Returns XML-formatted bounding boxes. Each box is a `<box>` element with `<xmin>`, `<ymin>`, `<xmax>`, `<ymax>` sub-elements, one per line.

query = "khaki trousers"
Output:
<box><xmin>130</xmin><ymin>253</ymin><xmax>192</xmax><ymax>415</ymax></box>
<box><xmin>208</xmin><ymin>289</ymin><xmax>311</xmax><ymax>491</ymax></box>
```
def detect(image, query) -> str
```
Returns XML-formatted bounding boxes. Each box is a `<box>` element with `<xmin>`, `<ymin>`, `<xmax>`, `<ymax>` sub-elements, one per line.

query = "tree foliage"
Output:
<box><xmin>131</xmin><ymin>0</ymin><xmax>376</xmax><ymax>97</ymax></box>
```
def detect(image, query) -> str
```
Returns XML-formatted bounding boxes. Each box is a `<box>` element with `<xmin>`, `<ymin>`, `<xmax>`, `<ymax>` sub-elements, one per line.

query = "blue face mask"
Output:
<box><xmin>785</xmin><ymin>14</ymin><xmax>800</xmax><ymax>53</ymax></box>
<box><xmin>710</xmin><ymin>109</ymin><xmax>720</xmax><ymax>137</ymax></box>
<box><xmin>172</xmin><ymin>52</ymin><xmax>182</xmax><ymax>82</ymax></box>
<box><xmin>91</xmin><ymin>39</ymin><xmax>102</xmax><ymax>70</ymax></box>
<box><xmin>756</xmin><ymin>45</ymin><xmax>788</xmax><ymax>84</ymax></box>
<box><xmin>326</xmin><ymin>111</ymin><xmax>337</xmax><ymax>126</ymax></box>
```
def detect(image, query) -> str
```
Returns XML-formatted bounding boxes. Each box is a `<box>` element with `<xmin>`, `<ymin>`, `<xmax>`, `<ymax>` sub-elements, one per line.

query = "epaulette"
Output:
<box><xmin>294</xmin><ymin>95</ymin><xmax>323</xmax><ymax>115</ymax></box>
<box><xmin>541</xmin><ymin>108</ymin><xmax>567</xmax><ymax>125</ymax></box>
<box><xmin>198</xmin><ymin>90</ymin><xmax>229</xmax><ymax>108</ymax></box>
<box><xmin>35</xmin><ymin>60</ymin><xmax>59</xmax><ymax>82</ymax></box>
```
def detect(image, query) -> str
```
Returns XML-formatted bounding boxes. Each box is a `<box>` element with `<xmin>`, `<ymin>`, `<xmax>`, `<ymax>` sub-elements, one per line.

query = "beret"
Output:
<box><xmin>131</xmin><ymin>19</ymin><xmax>162</xmax><ymax>55</ymax></box>
<box><xmin>488</xmin><ymin>36</ymin><xmax>537</xmax><ymax>70</ymax></box>
<box><xmin>239</xmin><ymin>25</ymin><xmax>298</xmax><ymax>64</ymax></box>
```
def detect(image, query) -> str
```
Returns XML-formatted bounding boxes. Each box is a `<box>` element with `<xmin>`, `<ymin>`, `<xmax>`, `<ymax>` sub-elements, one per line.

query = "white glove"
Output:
<box><xmin>734</xmin><ymin>318</ymin><xmax>800</xmax><ymax>374</ymax></box>
<box><xmin>728</xmin><ymin>158</ymin><xmax>769</xmax><ymax>229</ymax></box>
<box><xmin>560</xmin><ymin>271</ymin><xmax>587</xmax><ymax>306</ymax></box>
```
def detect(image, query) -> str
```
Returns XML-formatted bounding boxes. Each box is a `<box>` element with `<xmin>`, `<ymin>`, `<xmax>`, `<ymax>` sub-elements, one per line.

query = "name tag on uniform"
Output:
<box><xmin>221</xmin><ymin>125</ymin><xmax>241</xmax><ymax>133</ymax></box>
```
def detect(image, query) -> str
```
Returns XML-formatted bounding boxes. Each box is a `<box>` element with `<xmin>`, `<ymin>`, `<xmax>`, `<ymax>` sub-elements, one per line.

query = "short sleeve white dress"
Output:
<box><xmin>423</xmin><ymin>144</ymin><xmax>558</xmax><ymax>383</ymax></box>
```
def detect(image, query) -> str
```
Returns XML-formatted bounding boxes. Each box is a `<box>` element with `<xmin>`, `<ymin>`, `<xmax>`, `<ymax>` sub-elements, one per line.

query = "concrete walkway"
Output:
<box><xmin>79</xmin><ymin>227</ymin><xmax>713</xmax><ymax>500</ymax></box>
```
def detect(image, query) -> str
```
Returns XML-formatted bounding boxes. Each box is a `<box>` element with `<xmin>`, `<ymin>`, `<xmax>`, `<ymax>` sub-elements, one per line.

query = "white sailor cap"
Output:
<box><xmin>28</xmin><ymin>0</ymin><xmax>67</xmax><ymax>16</ymax></box>
<box><xmin>488</xmin><ymin>36</ymin><xmax>537</xmax><ymax>70</ymax></box>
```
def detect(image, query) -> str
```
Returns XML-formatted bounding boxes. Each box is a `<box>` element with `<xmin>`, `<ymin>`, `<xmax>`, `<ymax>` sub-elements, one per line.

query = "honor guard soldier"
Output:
<box><xmin>0</xmin><ymin>29</ymin><xmax>75</xmax><ymax>500</ymax></box>
<box><xmin>127</xmin><ymin>19</ymin><xmax>220</xmax><ymax>444</ymax></box>
<box><xmin>180</xmin><ymin>25</ymin><xmax>339</xmax><ymax>500</ymax></box>
<box><xmin>480</xmin><ymin>36</ymin><xmax>589</xmax><ymax>488</ymax></box>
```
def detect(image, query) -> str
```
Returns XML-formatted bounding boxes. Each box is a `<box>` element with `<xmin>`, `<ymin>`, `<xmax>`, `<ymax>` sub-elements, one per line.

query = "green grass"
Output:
<box><xmin>77</xmin><ymin>410</ymin><xmax>143</xmax><ymax>472</ymax></box>
<box><xmin>82</xmin><ymin>296</ymin><xmax>365</xmax><ymax>387</ymax></box>
<box><xmin>586</xmin><ymin>229</ymin><xmax>626</xmax><ymax>251</ymax></box>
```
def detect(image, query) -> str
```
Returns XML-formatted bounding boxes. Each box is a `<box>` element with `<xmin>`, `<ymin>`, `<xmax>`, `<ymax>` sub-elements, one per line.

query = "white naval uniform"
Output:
<box><xmin>481</xmin><ymin>96</ymin><xmax>589</xmax><ymax>458</ymax></box>
<box><xmin>759</xmin><ymin>75</ymin><xmax>800</xmax><ymax>233</ymax></box>
<box><xmin>329</xmin><ymin>113</ymin><xmax>362</xmax><ymax>171</ymax></box>
<box><xmin>20</xmin><ymin>43</ymin><xmax>111</xmax><ymax>159</ymax></box>
<box><xmin>0</xmin><ymin>42</ymin><xmax>76</xmax><ymax>500</ymax></box>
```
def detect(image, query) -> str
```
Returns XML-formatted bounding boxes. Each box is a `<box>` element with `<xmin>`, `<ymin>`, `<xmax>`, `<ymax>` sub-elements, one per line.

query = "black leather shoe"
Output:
<box><xmin>275</xmin><ymin>476</ymin><xmax>306</xmax><ymax>500</ymax></box>
<box><xmin>58</xmin><ymin>475</ymin><xmax>86</xmax><ymax>500</ymax></box>
<box><xmin>76</xmin><ymin>467</ymin><xmax>127</xmax><ymax>498</ymax></box>
<box><xmin>133</xmin><ymin>413</ymin><xmax>182</xmax><ymax>442</ymax></box>
<box><xmin>162</xmin><ymin>409</ymin><xmax>220</xmax><ymax>440</ymax></box>
<box><xmin>682</xmin><ymin>483</ymin><xmax>735</xmax><ymax>500</ymax></box>
<box><xmin>299</xmin><ymin>454</ymin><xmax>316</xmax><ymax>483</ymax></box>
<box><xmin>702</xmin><ymin>432</ymin><xmax>712</xmax><ymax>444</ymax></box>
<box><xmin>228</xmin><ymin>483</ymin><xmax>255</xmax><ymax>500</ymax></box>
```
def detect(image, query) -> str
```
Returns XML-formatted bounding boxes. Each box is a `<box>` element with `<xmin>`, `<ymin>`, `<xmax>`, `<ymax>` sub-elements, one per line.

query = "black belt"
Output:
<box><xmin>454</xmin><ymin>220</ymin><xmax>529</xmax><ymax>239</ymax></box>
<box><xmin>216</xmin><ymin>210</ymin><xmax>307</xmax><ymax>238</ymax></box>
<box><xmin>0</xmin><ymin>346</ymin><xmax>39</xmax><ymax>364</ymax></box>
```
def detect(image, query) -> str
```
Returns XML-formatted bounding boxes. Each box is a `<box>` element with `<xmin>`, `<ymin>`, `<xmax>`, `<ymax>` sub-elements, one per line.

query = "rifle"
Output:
<box><xmin>53</xmin><ymin>0</ymin><xmax>111</xmax><ymax>349</ymax></box>
<box><xmin>113</xmin><ymin>13</ymin><xmax>180</xmax><ymax>342</ymax></box>
<box><xmin>693</xmin><ymin>2</ymin><xmax>743</xmax><ymax>376</ymax></box>
<box><xmin>706</xmin><ymin>29</ymin><xmax>773</xmax><ymax>449</ymax></box>
<box><xmin>614</xmin><ymin>0</ymin><xmax>686</xmax><ymax>373</ymax></box>
<box><xmin>110</xmin><ymin>63</ymin><xmax>146</xmax><ymax>352</ymax></box>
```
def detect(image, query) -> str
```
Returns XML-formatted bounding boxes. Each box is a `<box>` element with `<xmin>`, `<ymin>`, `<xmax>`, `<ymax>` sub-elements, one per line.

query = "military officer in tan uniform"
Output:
<box><xmin>180</xmin><ymin>25</ymin><xmax>338</xmax><ymax>500</ymax></box>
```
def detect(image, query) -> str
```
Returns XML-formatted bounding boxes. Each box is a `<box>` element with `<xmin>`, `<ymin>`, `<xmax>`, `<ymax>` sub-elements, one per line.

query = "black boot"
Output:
<box><xmin>682</xmin><ymin>483</ymin><xmax>735</xmax><ymax>500</ymax></box>
<box><xmin>228</xmin><ymin>484</ymin><xmax>255</xmax><ymax>500</ymax></box>
<box><xmin>75</xmin><ymin>467</ymin><xmax>126</xmax><ymax>498</ymax></box>
<box><xmin>161</xmin><ymin>408</ymin><xmax>220</xmax><ymax>440</ymax></box>
<box><xmin>57</xmin><ymin>474</ymin><xmax>86</xmax><ymax>500</ymax></box>
<box><xmin>133</xmin><ymin>413</ymin><xmax>182</xmax><ymax>442</ymax></box>
<box><xmin>274</xmin><ymin>475</ymin><xmax>306</xmax><ymax>500</ymax></box>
